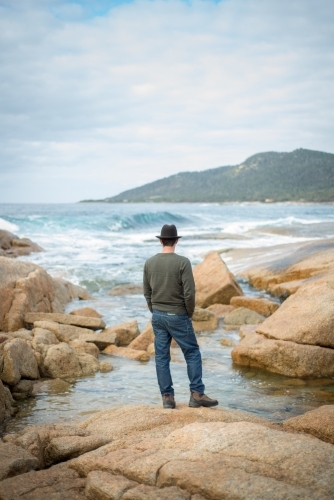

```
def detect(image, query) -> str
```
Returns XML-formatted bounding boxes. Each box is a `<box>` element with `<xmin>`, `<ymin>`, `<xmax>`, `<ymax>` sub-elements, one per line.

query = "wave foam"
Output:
<box><xmin>0</xmin><ymin>218</ymin><xmax>19</xmax><ymax>232</ymax></box>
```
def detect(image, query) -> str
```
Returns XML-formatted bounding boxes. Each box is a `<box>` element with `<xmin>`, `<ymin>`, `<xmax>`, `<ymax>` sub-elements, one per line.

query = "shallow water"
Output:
<box><xmin>1</xmin><ymin>203</ymin><xmax>334</xmax><ymax>433</ymax></box>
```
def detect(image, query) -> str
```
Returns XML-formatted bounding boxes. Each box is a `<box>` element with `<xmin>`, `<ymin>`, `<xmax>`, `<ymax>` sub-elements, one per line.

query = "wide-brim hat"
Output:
<box><xmin>155</xmin><ymin>224</ymin><xmax>182</xmax><ymax>239</ymax></box>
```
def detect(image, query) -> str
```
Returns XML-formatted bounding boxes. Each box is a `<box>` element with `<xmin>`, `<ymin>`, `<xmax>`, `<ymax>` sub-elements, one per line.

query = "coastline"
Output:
<box><xmin>1</xmin><ymin>208</ymin><xmax>334</xmax><ymax>498</ymax></box>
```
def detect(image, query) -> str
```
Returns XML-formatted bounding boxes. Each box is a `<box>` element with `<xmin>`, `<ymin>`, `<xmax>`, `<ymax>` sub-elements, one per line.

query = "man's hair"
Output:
<box><xmin>160</xmin><ymin>238</ymin><xmax>178</xmax><ymax>247</ymax></box>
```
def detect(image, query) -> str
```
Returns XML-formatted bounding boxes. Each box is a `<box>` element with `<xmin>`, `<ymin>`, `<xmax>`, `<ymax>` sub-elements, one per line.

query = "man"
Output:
<box><xmin>143</xmin><ymin>224</ymin><xmax>218</xmax><ymax>409</ymax></box>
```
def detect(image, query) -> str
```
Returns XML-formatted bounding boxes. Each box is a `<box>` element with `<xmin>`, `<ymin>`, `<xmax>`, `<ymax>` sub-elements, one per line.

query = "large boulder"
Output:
<box><xmin>283</xmin><ymin>405</ymin><xmax>334</xmax><ymax>445</ymax></box>
<box><xmin>257</xmin><ymin>281</ymin><xmax>334</xmax><ymax>348</ymax></box>
<box><xmin>224</xmin><ymin>307</ymin><xmax>265</xmax><ymax>325</ymax></box>
<box><xmin>129</xmin><ymin>322</ymin><xmax>154</xmax><ymax>351</ymax></box>
<box><xmin>230</xmin><ymin>296</ymin><xmax>279</xmax><ymax>317</ymax></box>
<box><xmin>42</xmin><ymin>343</ymin><xmax>82</xmax><ymax>379</ymax></box>
<box><xmin>0</xmin><ymin>380</ymin><xmax>15</xmax><ymax>425</ymax></box>
<box><xmin>0</xmin><ymin>338</ymin><xmax>39</xmax><ymax>386</ymax></box>
<box><xmin>231</xmin><ymin>331</ymin><xmax>334</xmax><ymax>378</ymax></box>
<box><xmin>25</xmin><ymin>312</ymin><xmax>105</xmax><ymax>330</ymax></box>
<box><xmin>192</xmin><ymin>308</ymin><xmax>218</xmax><ymax>332</ymax></box>
<box><xmin>0</xmin><ymin>257</ymin><xmax>89</xmax><ymax>331</ymax></box>
<box><xmin>193</xmin><ymin>252</ymin><xmax>243</xmax><ymax>307</ymax></box>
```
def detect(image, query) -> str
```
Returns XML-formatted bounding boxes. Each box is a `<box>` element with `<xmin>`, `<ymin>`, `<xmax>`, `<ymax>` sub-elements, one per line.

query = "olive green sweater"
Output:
<box><xmin>143</xmin><ymin>253</ymin><xmax>195</xmax><ymax>317</ymax></box>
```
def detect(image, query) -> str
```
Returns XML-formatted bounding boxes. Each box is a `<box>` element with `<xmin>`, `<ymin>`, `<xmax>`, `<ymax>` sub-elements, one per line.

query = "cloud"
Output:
<box><xmin>0</xmin><ymin>0</ymin><xmax>333</xmax><ymax>202</ymax></box>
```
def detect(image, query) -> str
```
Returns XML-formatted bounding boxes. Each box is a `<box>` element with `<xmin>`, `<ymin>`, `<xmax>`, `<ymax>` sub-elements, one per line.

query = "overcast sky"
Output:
<box><xmin>0</xmin><ymin>0</ymin><xmax>333</xmax><ymax>203</ymax></box>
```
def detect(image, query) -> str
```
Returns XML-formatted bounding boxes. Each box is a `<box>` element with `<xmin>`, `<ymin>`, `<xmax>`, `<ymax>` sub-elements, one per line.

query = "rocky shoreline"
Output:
<box><xmin>0</xmin><ymin>234</ymin><xmax>334</xmax><ymax>498</ymax></box>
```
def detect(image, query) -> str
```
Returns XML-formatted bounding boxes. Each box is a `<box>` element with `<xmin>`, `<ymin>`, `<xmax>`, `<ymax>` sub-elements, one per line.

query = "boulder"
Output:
<box><xmin>11</xmin><ymin>379</ymin><xmax>34</xmax><ymax>400</ymax></box>
<box><xmin>103</xmin><ymin>345</ymin><xmax>150</xmax><ymax>361</ymax></box>
<box><xmin>108</xmin><ymin>283</ymin><xmax>143</xmax><ymax>295</ymax></box>
<box><xmin>102</xmin><ymin>320</ymin><xmax>140</xmax><ymax>346</ymax></box>
<box><xmin>0</xmin><ymin>257</ymin><xmax>89</xmax><ymax>331</ymax></box>
<box><xmin>25</xmin><ymin>312</ymin><xmax>105</xmax><ymax>330</ymax></box>
<box><xmin>230</xmin><ymin>296</ymin><xmax>279</xmax><ymax>317</ymax></box>
<box><xmin>32</xmin><ymin>327</ymin><xmax>59</xmax><ymax>348</ymax></box>
<box><xmin>70</xmin><ymin>307</ymin><xmax>102</xmax><ymax>318</ymax></box>
<box><xmin>283</xmin><ymin>405</ymin><xmax>334</xmax><ymax>444</ymax></box>
<box><xmin>70</xmin><ymin>339</ymin><xmax>100</xmax><ymax>359</ymax></box>
<box><xmin>205</xmin><ymin>304</ymin><xmax>234</xmax><ymax>317</ymax></box>
<box><xmin>0</xmin><ymin>338</ymin><xmax>39</xmax><ymax>386</ymax></box>
<box><xmin>231</xmin><ymin>332</ymin><xmax>334</xmax><ymax>378</ymax></box>
<box><xmin>34</xmin><ymin>320</ymin><xmax>94</xmax><ymax>343</ymax></box>
<box><xmin>0</xmin><ymin>229</ymin><xmax>43</xmax><ymax>258</ymax></box>
<box><xmin>99</xmin><ymin>361</ymin><xmax>114</xmax><ymax>373</ymax></box>
<box><xmin>224</xmin><ymin>307</ymin><xmax>265</xmax><ymax>326</ymax></box>
<box><xmin>0</xmin><ymin>380</ymin><xmax>15</xmax><ymax>425</ymax></box>
<box><xmin>77</xmin><ymin>353</ymin><xmax>100</xmax><ymax>376</ymax></box>
<box><xmin>256</xmin><ymin>281</ymin><xmax>334</xmax><ymax>348</ymax></box>
<box><xmin>0</xmin><ymin>463</ymin><xmax>86</xmax><ymax>500</ymax></box>
<box><xmin>79</xmin><ymin>331</ymin><xmax>117</xmax><ymax>350</ymax></box>
<box><xmin>193</xmin><ymin>252</ymin><xmax>243</xmax><ymax>307</ymax></box>
<box><xmin>0</xmin><ymin>442</ymin><xmax>39</xmax><ymax>481</ymax></box>
<box><xmin>192</xmin><ymin>308</ymin><xmax>218</xmax><ymax>332</ymax></box>
<box><xmin>42</xmin><ymin>343</ymin><xmax>82</xmax><ymax>378</ymax></box>
<box><xmin>128</xmin><ymin>322</ymin><xmax>154</xmax><ymax>351</ymax></box>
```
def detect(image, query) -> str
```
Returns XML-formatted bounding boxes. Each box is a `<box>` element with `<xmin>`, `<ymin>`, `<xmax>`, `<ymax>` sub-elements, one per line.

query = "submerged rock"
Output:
<box><xmin>108</xmin><ymin>283</ymin><xmax>143</xmax><ymax>296</ymax></box>
<box><xmin>193</xmin><ymin>252</ymin><xmax>243</xmax><ymax>307</ymax></box>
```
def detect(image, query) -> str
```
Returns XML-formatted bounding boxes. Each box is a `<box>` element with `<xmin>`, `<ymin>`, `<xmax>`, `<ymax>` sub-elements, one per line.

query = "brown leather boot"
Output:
<box><xmin>189</xmin><ymin>392</ymin><xmax>218</xmax><ymax>408</ymax></box>
<box><xmin>162</xmin><ymin>393</ymin><xmax>176</xmax><ymax>409</ymax></box>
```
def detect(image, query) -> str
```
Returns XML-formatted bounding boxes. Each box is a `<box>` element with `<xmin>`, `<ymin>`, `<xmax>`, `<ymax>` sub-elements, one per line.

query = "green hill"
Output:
<box><xmin>83</xmin><ymin>148</ymin><xmax>334</xmax><ymax>203</ymax></box>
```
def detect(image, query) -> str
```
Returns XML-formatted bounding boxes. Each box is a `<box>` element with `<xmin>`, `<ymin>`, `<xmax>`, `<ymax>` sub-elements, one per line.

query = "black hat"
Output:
<box><xmin>155</xmin><ymin>224</ymin><xmax>182</xmax><ymax>239</ymax></box>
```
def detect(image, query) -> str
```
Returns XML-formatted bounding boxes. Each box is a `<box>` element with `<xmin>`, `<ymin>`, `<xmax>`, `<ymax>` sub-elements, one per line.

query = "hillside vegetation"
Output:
<box><xmin>83</xmin><ymin>149</ymin><xmax>334</xmax><ymax>203</ymax></box>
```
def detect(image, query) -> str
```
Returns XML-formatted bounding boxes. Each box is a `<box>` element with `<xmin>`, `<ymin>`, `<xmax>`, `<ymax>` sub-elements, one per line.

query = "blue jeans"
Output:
<box><xmin>152</xmin><ymin>310</ymin><xmax>205</xmax><ymax>396</ymax></box>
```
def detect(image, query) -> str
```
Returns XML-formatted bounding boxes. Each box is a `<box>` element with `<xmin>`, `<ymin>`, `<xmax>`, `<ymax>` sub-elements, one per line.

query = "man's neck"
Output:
<box><xmin>161</xmin><ymin>246</ymin><xmax>176</xmax><ymax>254</ymax></box>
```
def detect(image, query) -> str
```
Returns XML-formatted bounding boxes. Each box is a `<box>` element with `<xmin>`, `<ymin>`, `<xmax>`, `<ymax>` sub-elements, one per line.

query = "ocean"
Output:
<box><xmin>1</xmin><ymin>202</ymin><xmax>334</xmax><ymax>431</ymax></box>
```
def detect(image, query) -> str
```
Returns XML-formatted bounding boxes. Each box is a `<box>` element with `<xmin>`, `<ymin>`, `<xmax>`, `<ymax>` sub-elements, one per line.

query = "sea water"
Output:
<box><xmin>1</xmin><ymin>203</ymin><xmax>334</xmax><ymax>432</ymax></box>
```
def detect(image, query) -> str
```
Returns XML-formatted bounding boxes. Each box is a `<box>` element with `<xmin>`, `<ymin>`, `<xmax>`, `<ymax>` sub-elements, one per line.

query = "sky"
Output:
<box><xmin>0</xmin><ymin>0</ymin><xmax>334</xmax><ymax>203</ymax></box>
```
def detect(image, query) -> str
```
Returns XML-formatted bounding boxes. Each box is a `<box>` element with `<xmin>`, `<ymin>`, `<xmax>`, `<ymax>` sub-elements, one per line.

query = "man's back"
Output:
<box><xmin>143</xmin><ymin>252</ymin><xmax>195</xmax><ymax>317</ymax></box>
